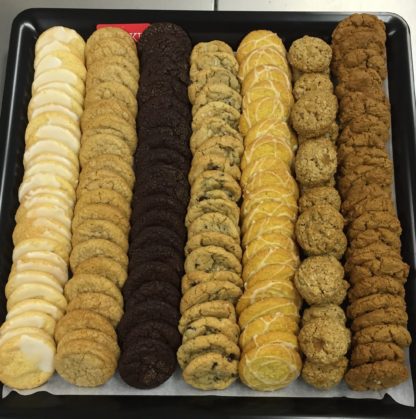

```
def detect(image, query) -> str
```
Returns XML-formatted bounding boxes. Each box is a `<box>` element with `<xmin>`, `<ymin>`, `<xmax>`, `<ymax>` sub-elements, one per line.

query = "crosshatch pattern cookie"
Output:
<box><xmin>0</xmin><ymin>26</ymin><xmax>86</xmax><ymax>390</ymax></box>
<box><xmin>178</xmin><ymin>39</ymin><xmax>242</xmax><ymax>391</ymax></box>
<box><xmin>331</xmin><ymin>13</ymin><xmax>411</xmax><ymax>391</ymax></box>
<box><xmin>288</xmin><ymin>33</ymin><xmax>351</xmax><ymax>391</ymax></box>
<box><xmin>52</xmin><ymin>26</ymin><xmax>139</xmax><ymax>388</ymax></box>
<box><xmin>236</xmin><ymin>30</ymin><xmax>302</xmax><ymax>392</ymax></box>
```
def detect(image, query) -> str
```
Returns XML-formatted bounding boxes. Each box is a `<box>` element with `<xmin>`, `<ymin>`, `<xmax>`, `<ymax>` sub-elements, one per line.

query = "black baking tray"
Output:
<box><xmin>0</xmin><ymin>8</ymin><xmax>415</xmax><ymax>419</ymax></box>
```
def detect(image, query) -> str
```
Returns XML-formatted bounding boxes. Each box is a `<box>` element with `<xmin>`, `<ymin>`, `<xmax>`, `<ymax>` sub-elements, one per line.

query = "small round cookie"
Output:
<box><xmin>295</xmin><ymin>205</ymin><xmax>346</xmax><ymax>259</ymax></box>
<box><xmin>118</xmin><ymin>338</ymin><xmax>175</xmax><ymax>389</ymax></box>
<box><xmin>298</xmin><ymin>121</ymin><xmax>339</xmax><ymax>145</ymax></box>
<box><xmin>182</xmin><ymin>317</ymin><xmax>240</xmax><ymax>344</ymax></box>
<box><xmin>66</xmin><ymin>292</ymin><xmax>123</xmax><ymax>327</ymax></box>
<box><xmin>0</xmin><ymin>330</ymin><xmax>55</xmax><ymax>389</ymax></box>
<box><xmin>239</xmin><ymin>312</ymin><xmax>299</xmax><ymax>350</ymax></box>
<box><xmin>192</xmin><ymin>83</ymin><xmax>242</xmax><ymax>115</ymax></box>
<box><xmin>352</xmin><ymin>324</ymin><xmax>412</xmax><ymax>348</ymax></box>
<box><xmin>190</xmin><ymin>117</ymin><xmax>243</xmax><ymax>154</ymax></box>
<box><xmin>55</xmin><ymin>338</ymin><xmax>116</xmax><ymax>387</ymax></box>
<box><xmin>348</xmin><ymin>276</ymin><xmax>405</xmax><ymax>301</ymax></box>
<box><xmin>70</xmin><ymin>239</ymin><xmax>128</xmax><ymax>272</ymax></box>
<box><xmin>188</xmin><ymin>212</ymin><xmax>239</xmax><ymax>242</ymax></box>
<box><xmin>7</xmin><ymin>283</ymin><xmax>67</xmax><ymax>312</ymax></box>
<box><xmin>0</xmin><ymin>311</ymin><xmax>56</xmax><ymax>337</ymax></box>
<box><xmin>293</xmin><ymin>73</ymin><xmax>333</xmax><ymax>100</ymax></box>
<box><xmin>181</xmin><ymin>271</ymin><xmax>243</xmax><ymax>294</ymax></box>
<box><xmin>302</xmin><ymin>304</ymin><xmax>346</xmax><ymax>326</ymax></box>
<box><xmin>188</xmin><ymin>67</ymin><xmax>240</xmax><ymax>104</ymax></box>
<box><xmin>188</xmin><ymin>154</ymin><xmax>241</xmax><ymax>184</ymax></box>
<box><xmin>74</xmin><ymin>256</ymin><xmax>127</xmax><ymax>289</ymax></box>
<box><xmin>191</xmin><ymin>170</ymin><xmax>241</xmax><ymax>203</ymax></box>
<box><xmin>184</xmin><ymin>246</ymin><xmax>242</xmax><ymax>275</ymax></box>
<box><xmin>302</xmin><ymin>357</ymin><xmax>348</xmax><ymax>390</ymax></box>
<box><xmin>178</xmin><ymin>300</ymin><xmax>236</xmax><ymax>334</ymax></box>
<box><xmin>236</xmin><ymin>30</ymin><xmax>286</xmax><ymax>63</ymax></box>
<box><xmin>345</xmin><ymin>360</ymin><xmax>408</xmax><ymax>391</ymax></box>
<box><xmin>192</xmin><ymin>102</ymin><xmax>240</xmax><ymax>131</ymax></box>
<box><xmin>190</xmin><ymin>52</ymin><xmax>238</xmax><ymax>80</ymax></box>
<box><xmin>350</xmin><ymin>342</ymin><xmax>404</xmax><ymax>367</ymax></box>
<box><xmin>238</xmin><ymin>46</ymin><xmax>291</xmax><ymax>81</ymax></box>
<box><xmin>64</xmin><ymin>274</ymin><xmax>122</xmax><ymax>306</ymax></box>
<box><xmin>72</xmin><ymin>202</ymin><xmax>130</xmax><ymax>235</ymax></box>
<box><xmin>290</xmin><ymin>91</ymin><xmax>338</xmax><ymax>137</ymax></box>
<box><xmin>79</xmin><ymin>133</ymin><xmax>132</xmax><ymax>168</ymax></box>
<box><xmin>7</xmin><ymin>299</ymin><xmax>64</xmax><ymax>322</ymax></box>
<box><xmin>237</xmin><ymin>278</ymin><xmax>301</xmax><ymax>314</ymax></box>
<box><xmin>180</xmin><ymin>281</ymin><xmax>242</xmax><ymax>314</ymax></box>
<box><xmin>84</xmin><ymin>81</ymin><xmax>137</xmax><ymax>117</ymax></box>
<box><xmin>242</xmin><ymin>64</ymin><xmax>291</xmax><ymax>96</ymax></box>
<box><xmin>185</xmin><ymin>232</ymin><xmax>242</xmax><ymax>260</ymax></box>
<box><xmin>77</xmin><ymin>168</ymin><xmax>132</xmax><ymax>202</ymax></box>
<box><xmin>72</xmin><ymin>219</ymin><xmax>128</xmax><ymax>251</ymax></box>
<box><xmin>177</xmin><ymin>333</ymin><xmax>240</xmax><ymax>370</ymax></box>
<box><xmin>81</xmin><ymin>99</ymin><xmax>135</xmax><ymax>130</ymax></box>
<box><xmin>294</xmin><ymin>255</ymin><xmax>348</xmax><ymax>305</ymax></box>
<box><xmin>183</xmin><ymin>352</ymin><xmax>238</xmax><ymax>390</ymax></box>
<box><xmin>346</xmin><ymin>294</ymin><xmax>406</xmax><ymax>320</ymax></box>
<box><xmin>351</xmin><ymin>308</ymin><xmax>408</xmax><ymax>333</ymax></box>
<box><xmin>239</xmin><ymin>343</ymin><xmax>302</xmax><ymax>391</ymax></box>
<box><xmin>238</xmin><ymin>297</ymin><xmax>300</xmax><ymax>330</ymax></box>
<box><xmin>295</xmin><ymin>139</ymin><xmax>337</xmax><ymax>188</ymax></box>
<box><xmin>299</xmin><ymin>318</ymin><xmax>351</xmax><ymax>364</ymax></box>
<box><xmin>288</xmin><ymin>36</ymin><xmax>332</xmax><ymax>73</ymax></box>
<box><xmin>299</xmin><ymin>186</ymin><xmax>341</xmax><ymax>212</ymax></box>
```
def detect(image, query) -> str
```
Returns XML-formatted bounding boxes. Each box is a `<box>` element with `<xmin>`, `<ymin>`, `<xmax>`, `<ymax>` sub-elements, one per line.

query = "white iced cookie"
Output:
<box><xmin>7</xmin><ymin>299</ymin><xmax>64</xmax><ymax>321</ymax></box>
<box><xmin>0</xmin><ymin>329</ymin><xmax>55</xmax><ymax>389</ymax></box>
<box><xmin>0</xmin><ymin>311</ymin><xmax>56</xmax><ymax>337</ymax></box>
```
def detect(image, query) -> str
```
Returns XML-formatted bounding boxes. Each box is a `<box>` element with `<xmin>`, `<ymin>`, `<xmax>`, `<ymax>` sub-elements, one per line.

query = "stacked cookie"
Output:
<box><xmin>177</xmin><ymin>40</ymin><xmax>243</xmax><ymax>391</ymax></box>
<box><xmin>331</xmin><ymin>14</ymin><xmax>411</xmax><ymax>391</ymax></box>
<box><xmin>116</xmin><ymin>23</ymin><xmax>191</xmax><ymax>389</ymax></box>
<box><xmin>289</xmin><ymin>36</ymin><xmax>351</xmax><ymax>390</ymax></box>
<box><xmin>236</xmin><ymin>30</ymin><xmax>302</xmax><ymax>391</ymax></box>
<box><xmin>0</xmin><ymin>26</ymin><xmax>85</xmax><ymax>389</ymax></box>
<box><xmin>54</xmin><ymin>27</ymin><xmax>139</xmax><ymax>387</ymax></box>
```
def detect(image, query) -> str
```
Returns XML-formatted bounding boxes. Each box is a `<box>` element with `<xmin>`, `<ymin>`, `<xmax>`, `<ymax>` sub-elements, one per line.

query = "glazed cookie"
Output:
<box><xmin>236</xmin><ymin>30</ymin><xmax>286</xmax><ymax>62</ymax></box>
<box><xmin>295</xmin><ymin>205</ymin><xmax>347</xmax><ymax>259</ymax></box>
<box><xmin>295</xmin><ymin>139</ymin><xmax>337</xmax><ymax>188</ymax></box>
<box><xmin>302</xmin><ymin>357</ymin><xmax>348</xmax><ymax>390</ymax></box>
<box><xmin>294</xmin><ymin>255</ymin><xmax>348</xmax><ymax>305</ymax></box>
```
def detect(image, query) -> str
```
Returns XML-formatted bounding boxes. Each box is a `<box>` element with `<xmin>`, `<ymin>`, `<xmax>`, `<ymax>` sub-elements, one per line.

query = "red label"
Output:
<box><xmin>96</xmin><ymin>23</ymin><xmax>150</xmax><ymax>42</ymax></box>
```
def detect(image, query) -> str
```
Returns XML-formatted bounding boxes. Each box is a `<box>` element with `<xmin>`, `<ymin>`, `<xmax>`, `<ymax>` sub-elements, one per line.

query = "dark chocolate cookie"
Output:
<box><xmin>125</xmin><ymin>261</ymin><xmax>181</xmax><ymax>291</ymax></box>
<box><xmin>138</xmin><ymin>76</ymin><xmax>189</xmax><ymax>105</ymax></box>
<box><xmin>118</xmin><ymin>338</ymin><xmax>176</xmax><ymax>389</ymax></box>
<box><xmin>131</xmin><ymin>225</ymin><xmax>184</xmax><ymax>254</ymax></box>
<box><xmin>132</xmin><ymin>193</ymin><xmax>186</xmax><ymax>217</ymax></box>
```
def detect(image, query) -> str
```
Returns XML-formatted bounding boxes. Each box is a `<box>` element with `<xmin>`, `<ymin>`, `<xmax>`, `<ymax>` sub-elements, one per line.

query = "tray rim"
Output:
<box><xmin>0</xmin><ymin>8</ymin><xmax>415</xmax><ymax>419</ymax></box>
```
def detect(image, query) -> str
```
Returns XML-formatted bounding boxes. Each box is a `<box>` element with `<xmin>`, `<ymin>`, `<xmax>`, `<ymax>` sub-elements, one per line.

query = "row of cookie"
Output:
<box><xmin>177</xmin><ymin>40</ymin><xmax>243</xmax><ymax>391</ymax></box>
<box><xmin>236</xmin><ymin>30</ymin><xmax>302</xmax><ymax>392</ymax></box>
<box><xmin>0</xmin><ymin>26</ymin><xmax>86</xmax><ymax>390</ymax></box>
<box><xmin>117</xmin><ymin>23</ymin><xmax>192</xmax><ymax>390</ymax></box>
<box><xmin>54</xmin><ymin>27</ymin><xmax>139</xmax><ymax>387</ymax></box>
<box><xmin>288</xmin><ymin>35</ymin><xmax>351</xmax><ymax>390</ymax></box>
<box><xmin>331</xmin><ymin>14</ymin><xmax>411</xmax><ymax>391</ymax></box>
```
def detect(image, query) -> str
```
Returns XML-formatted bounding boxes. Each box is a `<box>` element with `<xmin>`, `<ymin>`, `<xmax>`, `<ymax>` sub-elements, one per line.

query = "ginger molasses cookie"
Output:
<box><xmin>348</xmin><ymin>276</ymin><xmax>405</xmax><ymax>301</ymax></box>
<box><xmin>352</xmin><ymin>324</ymin><xmax>412</xmax><ymax>348</ymax></box>
<box><xmin>350</xmin><ymin>342</ymin><xmax>404</xmax><ymax>367</ymax></box>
